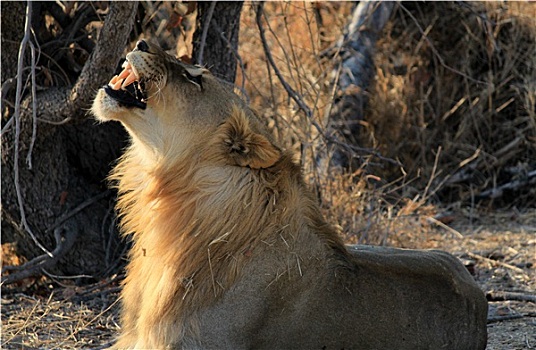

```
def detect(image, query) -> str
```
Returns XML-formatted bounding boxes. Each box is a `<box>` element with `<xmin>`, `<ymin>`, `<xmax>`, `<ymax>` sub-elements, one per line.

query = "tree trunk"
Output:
<box><xmin>1</xmin><ymin>0</ymin><xmax>246</xmax><ymax>285</ymax></box>
<box><xmin>193</xmin><ymin>1</ymin><xmax>244</xmax><ymax>83</ymax></box>
<box><xmin>1</xmin><ymin>2</ymin><xmax>138</xmax><ymax>283</ymax></box>
<box><xmin>319</xmin><ymin>1</ymin><xmax>394</xmax><ymax>171</ymax></box>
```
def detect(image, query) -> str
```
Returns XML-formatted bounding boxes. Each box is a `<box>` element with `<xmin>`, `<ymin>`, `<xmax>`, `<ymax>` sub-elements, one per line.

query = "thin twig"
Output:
<box><xmin>26</xmin><ymin>38</ymin><xmax>38</xmax><ymax>170</ymax></box>
<box><xmin>2</xmin><ymin>254</ymin><xmax>49</xmax><ymax>273</ymax></box>
<box><xmin>2</xmin><ymin>192</ymin><xmax>109</xmax><ymax>281</ymax></box>
<box><xmin>73</xmin><ymin>274</ymin><xmax>125</xmax><ymax>299</ymax></box>
<box><xmin>46</xmin><ymin>190</ymin><xmax>110</xmax><ymax>234</ymax></box>
<box><xmin>422</xmin><ymin>146</ymin><xmax>442</xmax><ymax>201</ymax></box>
<box><xmin>55</xmin><ymin>295</ymin><xmax>122</xmax><ymax>349</ymax></box>
<box><xmin>487</xmin><ymin>312</ymin><xmax>536</xmax><ymax>324</ymax></box>
<box><xmin>256</xmin><ymin>3</ymin><xmax>398</xmax><ymax>168</ymax></box>
<box><xmin>1</xmin><ymin>116</ymin><xmax>72</xmax><ymax>136</ymax></box>
<box><xmin>1</xmin><ymin>75</ymin><xmax>17</xmax><ymax>101</ymax></box>
<box><xmin>13</xmin><ymin>1</ymin><xmax>53</xmax><ymax>257</ymax></box>
<box><xmin>1</xmin><ymin>115</ymin><xmax>14</xmax><ymax>135</ymax></box>
<box><xmin>36</xmin><ymin>116</ymin><xmax>72</xmax><ymax>125</ymax></box>
<box><xmin>197</xmin><ymin>1</ymin><xmax>217</xmax><ymax>66</ymax></box>
<box><xmin>256</xmin><ymin>3</ymin><xmax>313</xmax><ymax>119</ymax></box>
<box><xmin>264</xmin><ymin>3</ymin><xmax>300</xmax><ymax>91</ymax></box>
<box><xmin>426</xmin><ymin>216</ymin><xmax>464</xmax><ymax>239</ymax></box>
<box><xmin>466</xmin><ymin>251</ymin><xmax>529</xmax><ymax>276</ymax></box>
<box><xmin>486</xmin><ymin>291</ymin><xmax>536</xmax><ymax>303</ymax></box>
<box><xmin>41</xmin><ymin>270</ymin><xmax>93</xmax><ymax>280</ymax></box>
<box><xmin>477</xmin><ymin>169</ymin><xmax>536</xmax><ymax>200</ymax></box>
<box><xmin>398</xmin><ymin>3</ymin><xmax>488</xmax><ymax>85</ymax></box>
<box><xmin>1</xmin><ymin>294</ymin><xmax>42</xmax><ymax>346</ymax></box>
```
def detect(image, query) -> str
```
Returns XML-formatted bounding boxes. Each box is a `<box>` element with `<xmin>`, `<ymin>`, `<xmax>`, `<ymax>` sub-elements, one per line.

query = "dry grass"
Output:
<box><xmin>366</xmin><ymin>2</ymin><xmax>536</xmax><ymax>208</ymax></box>
<box><xmin>1</xmin><ymin>290</ymin><xmax>120</xmax><ymax>349</ymax></box>
<box><xmin>237</xmin><ymin>1</ymin><xmax>535</xmax><ymax>244</ymax></box>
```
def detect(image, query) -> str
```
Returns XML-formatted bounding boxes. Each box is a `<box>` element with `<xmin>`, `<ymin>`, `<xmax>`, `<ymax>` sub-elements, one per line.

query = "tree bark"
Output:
<box><xmin>193</xmin><ymin>1</ymin><xmax>244</xmax><ymax>83</ymax></box>
<box><xmin>1</xmin><ymin>2</ymin><xmax>138</xmax><ymax>282</ymax></box>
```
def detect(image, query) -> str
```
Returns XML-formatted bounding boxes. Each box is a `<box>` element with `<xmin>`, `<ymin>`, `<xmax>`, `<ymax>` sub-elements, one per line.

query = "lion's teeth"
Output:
<box><xmin>111</xmin><ymin>79</ymin><xmax>123</xmax><ymax>90</ymax></box>
<box><xmin>109</xmin><ymin>75</ymin><xmax>120</xmax><ymax>85</ymax></box>
<box><xmin>117</xmin><ymin>68</ymin><xmax>131</xmax><ymax>80</ymax></box>
<box><xmin>108</xmin><ymin>61</ymin><xmax>139</xmax><ymax>90</ymax></box>
<box><xmin>121</xmin><ymin>72</ymin><xmax>138</xmax><ymax>89</ymax></box>
<box><xmin>130</xmin><ymin>65</ymin><xmax>140</xmax><ymax>81</ymax></box>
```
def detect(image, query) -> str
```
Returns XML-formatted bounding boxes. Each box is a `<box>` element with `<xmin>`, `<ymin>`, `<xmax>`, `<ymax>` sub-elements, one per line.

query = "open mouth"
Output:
<box><xmin>104</xmin><ymin>60</ymin><xmax>147</xmax><ymax>109</ymax></box>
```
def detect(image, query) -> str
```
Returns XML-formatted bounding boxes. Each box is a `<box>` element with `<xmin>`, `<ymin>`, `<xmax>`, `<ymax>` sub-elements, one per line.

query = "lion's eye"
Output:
<box><xmin>135</xmin><ymin>40</ymin><xmax>150</xmax><ymax>53</ymax></box>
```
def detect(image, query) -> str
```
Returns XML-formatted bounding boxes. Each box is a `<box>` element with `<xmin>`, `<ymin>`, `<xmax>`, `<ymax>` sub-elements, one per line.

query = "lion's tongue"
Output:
<box><xmin>109</xmin><ymin>62</ymin><xmax>138</xmax><ymax>90</ymax></box>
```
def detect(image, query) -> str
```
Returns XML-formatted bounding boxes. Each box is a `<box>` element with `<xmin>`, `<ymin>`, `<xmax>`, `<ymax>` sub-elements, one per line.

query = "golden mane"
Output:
<box><xmin>110</xmin><ymin>106</ymin><xmax>350</xmax><ymax>340</ymax></box>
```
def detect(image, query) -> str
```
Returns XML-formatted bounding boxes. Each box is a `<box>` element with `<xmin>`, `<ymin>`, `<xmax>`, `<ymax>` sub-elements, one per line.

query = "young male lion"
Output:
<box><xmin>92</xmin><ymin>40</ymin><xmax>487</xmax><ymax>349</ymax></box>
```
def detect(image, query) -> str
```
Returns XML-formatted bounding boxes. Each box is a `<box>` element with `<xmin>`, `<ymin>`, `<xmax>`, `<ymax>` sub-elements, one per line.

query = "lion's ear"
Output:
<box><xmin>219</xmin><ymin>107</ymin><xmax>281</xmax><ymax>169</ymax></box>
<box><xmin>182</xmin><ymin>66</ymin><xmax>206</xmax><ymax>91</ymax></box>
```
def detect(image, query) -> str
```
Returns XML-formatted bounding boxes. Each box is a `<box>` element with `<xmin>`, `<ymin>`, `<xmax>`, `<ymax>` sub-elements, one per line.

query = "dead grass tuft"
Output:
<box><xmin>365</xmin><ymin>2</ymin><xmax>536</xmax><ymax>208</ymax></box>
<box><xmin>1</xmin><ymin>290</ymin><xmax>120</xmax><ymax>349</ymax></box>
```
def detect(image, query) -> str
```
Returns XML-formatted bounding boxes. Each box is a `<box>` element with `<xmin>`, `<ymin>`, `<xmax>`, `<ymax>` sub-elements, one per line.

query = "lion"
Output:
<box><xmin>92</xmin><ymin>40</ymin><xmax>487</xmax><ymax>350</ymax></box>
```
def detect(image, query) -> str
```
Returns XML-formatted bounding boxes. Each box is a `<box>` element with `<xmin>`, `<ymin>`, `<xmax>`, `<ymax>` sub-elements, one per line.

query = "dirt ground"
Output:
<box><xmin>2</xmin><ymin>211</ymin><xmax>534</xmax><ymax>349</ymax></box>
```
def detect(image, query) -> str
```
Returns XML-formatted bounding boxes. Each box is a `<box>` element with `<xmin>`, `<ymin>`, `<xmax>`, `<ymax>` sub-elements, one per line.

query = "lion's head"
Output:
<box><xmin>93</xmin><ymin>40</ymin><xmax>281</xmax><ymax>170</ymax></box>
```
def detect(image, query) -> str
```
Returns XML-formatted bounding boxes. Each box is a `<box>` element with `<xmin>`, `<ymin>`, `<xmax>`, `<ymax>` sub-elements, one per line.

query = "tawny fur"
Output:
<box><xmin>109</xmin><ymin>106</ymin><xmax>349</xmax><ymax>346</ymax></box>
<box><xmin>93</xmin><ymin>41</ymin><xmax>487</xmax><ymax>350</ymax></box>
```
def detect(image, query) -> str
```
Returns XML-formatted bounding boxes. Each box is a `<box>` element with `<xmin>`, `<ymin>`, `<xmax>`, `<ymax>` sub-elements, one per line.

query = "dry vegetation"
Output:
<box><xmin>367</xmin><ymin>2</ymin><xmax>536</xmax><ymax>208</ymax></box>
<box><xmin>2</xmin><ymin>2</ymin><xmax>535</xmax><ymax>349</ymax></box>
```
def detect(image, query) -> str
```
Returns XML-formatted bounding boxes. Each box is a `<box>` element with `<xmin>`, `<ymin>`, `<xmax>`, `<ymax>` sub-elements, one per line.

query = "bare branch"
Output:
<box><xmin>2</xmin><ymin>191</ymin><xmax>115</xmax><ymax>285</ymax></box>
<box><xmin>5</xmin><ymin>2</ymin><xmax>137</xmax><ymax>281</ymax></box>
<box><xmin>334</xmin><ymin>1</ymin><xmax>394</xmax><ymax>90</ymax></box>
<box><xmin>476</xmin><ymin>169</ymin><xmax>536</xmax><ymax>200</ymax></box>
<box><xmin>197</xmin><ymin>1</ymin><xmax>217</xmax><ymax>66</ymax></box>
<box><xmin>256</xmin><ymin>3</ymin><xmax>398</xmax><ymax>170</ymax></box>
<box><xmin>2</xmin><ymin>225</ymin><xmax>79</xmax><ymax>285</ymax></box>
<box><xmin>26</xmin><ymin>38</ymin><xmax>37</xmax><ymax>170</ymax></box>
<box><xmin>13</xmin><ymin>1</ymin><xmax>52</xmax><ymax>257</ymax></box>
<box><xmin>256</xmin><ymin>3</ymin><xmax>313</xmax><ymax>119</ymax></box>
<box><xmin>46</xmin><ymin>191</ymin><xmax>111</xmax><ymax>234</ymax></box>
<box><xmin>398</xmin><ymin>3</ymin><xmax>488</xmax><ymax>85</ymax></box>
<box><xmin>320</xmin><ymin>1</ymin><xmax>394</xmax><ymax>170</ymax></box>
<box><xmin>487</xmin><ymin>313</ymin><xmax>536</xmax><ymax>324</ymax></box>
<box><xmin>465</xmin><ymin>252</ymin><xmax>529</xmax><ymax>276</ymax></box>
<box><xmin>486</xmin><ymin>291</ymin><xmax>536</xmax><ymax>303</ymax></box>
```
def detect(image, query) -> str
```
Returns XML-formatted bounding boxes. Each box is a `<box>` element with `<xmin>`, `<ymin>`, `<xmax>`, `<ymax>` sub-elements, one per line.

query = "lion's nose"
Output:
<box><xmin>136</xmin><ymin>40</ymin><xmax>149</xmax><ymax>52</ymax></box>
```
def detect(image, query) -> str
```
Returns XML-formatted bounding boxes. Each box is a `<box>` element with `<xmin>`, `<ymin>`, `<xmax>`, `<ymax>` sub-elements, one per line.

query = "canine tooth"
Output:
<box><xmin>117</xmin><ymin>68</ymin><xmax>131</xmax><ymax>80</ymax></box>
<box><xmin>129</xmin><ymin>65</ymin><xmax>140</xmax><ymax>80</ymax></box>
<box><xmin>109</xmin><ymin>75</ymin><xmax>120</xmax><ymax>85</ymax></box>
<box><xmin>111</xmin><ymin>79</ymin><xmax>123</xmax><ymax>90</ymax></box>
<box><xmin>121</xmin><ymin>72</ymin><xmax>138</xmax><ymax>89</ymax></box>
<box><xmin>122</xmin><ymin>61</ymin><xmax>130</xmax><ymax>69</ymax></box>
